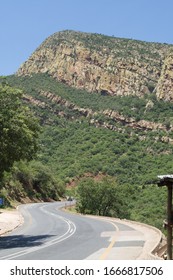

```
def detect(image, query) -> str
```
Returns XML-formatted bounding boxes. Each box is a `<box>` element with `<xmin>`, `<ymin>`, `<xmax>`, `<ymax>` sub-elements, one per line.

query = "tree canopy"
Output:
<box><xmin>0</xmin><ymin>83</ymin><xmax>40</xmax><ymax>179</ymax></box>
<box><xmin>76</xmin><ymin>177</ymin><xmax>130</xmax><ymax>218</ymax></box>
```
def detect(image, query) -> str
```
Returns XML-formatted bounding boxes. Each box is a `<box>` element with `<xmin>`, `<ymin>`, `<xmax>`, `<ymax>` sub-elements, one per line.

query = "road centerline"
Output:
<box><xmin>99</xmin><ymin>221</ymin><xmax>119</xmax><ymax>260</ymax></box>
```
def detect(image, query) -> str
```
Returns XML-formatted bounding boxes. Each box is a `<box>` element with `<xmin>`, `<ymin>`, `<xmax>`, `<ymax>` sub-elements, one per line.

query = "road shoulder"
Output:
<box><xmin>0</xmin><ymin>208</ymin><xmax>23</xmax><ymax>236</ymax></box>
<box><xmin>84</xmin><ymin>215</ymin><xmax>164</xmax><ymax>260</ymax></box>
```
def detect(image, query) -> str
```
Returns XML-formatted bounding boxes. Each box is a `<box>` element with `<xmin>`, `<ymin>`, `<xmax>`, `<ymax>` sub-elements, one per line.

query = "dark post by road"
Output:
<box><xmin>157</xmin><ymin>175</ymin><xmax>173</xmax><ymax>260</ymax></box>
<box><xmin>167</xmin><ymin>184</ymin><xmax>172</xmax><ymax>260</ymax></box>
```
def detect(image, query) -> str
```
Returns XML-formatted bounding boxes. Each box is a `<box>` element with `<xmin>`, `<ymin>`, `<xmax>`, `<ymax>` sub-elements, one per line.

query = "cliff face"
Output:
<box><xmin>17</xmin><ymin>30</ymin><xmax>171</xmax><ymax>98</ymax></box>
<box><xmin>156</xmin><ymin>50</ymin><xmax>173</xmax><ymax>101</ymax></box>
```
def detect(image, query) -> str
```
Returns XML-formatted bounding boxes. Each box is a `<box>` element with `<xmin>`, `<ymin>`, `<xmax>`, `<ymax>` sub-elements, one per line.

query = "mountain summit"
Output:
<box><xmin>17</xmin><ymin>30</ymin><xmax>173</xmax><ymax>100</ymax></box>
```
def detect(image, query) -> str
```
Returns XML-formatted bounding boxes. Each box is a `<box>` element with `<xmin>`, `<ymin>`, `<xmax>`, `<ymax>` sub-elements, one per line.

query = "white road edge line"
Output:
<box><xmin>0</xmin><ymin>204</ymin><xmax>76</xmax><ymax>260</ymax></box>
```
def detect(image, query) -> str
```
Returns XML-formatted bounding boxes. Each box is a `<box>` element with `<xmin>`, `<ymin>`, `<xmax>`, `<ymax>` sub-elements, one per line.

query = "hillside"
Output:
<box><xmin>1</xmin><ymin>30</ymin><xmax>173</xmax><ymax>229</ymax></box>
<box><xmin>17</xmin><ymin>30</ymin><xmax>173</xmax><ymax>100</ymax></box>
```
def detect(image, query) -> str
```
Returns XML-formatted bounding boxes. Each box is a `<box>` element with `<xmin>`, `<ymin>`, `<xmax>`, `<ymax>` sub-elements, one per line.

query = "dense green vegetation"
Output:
<box><xmin>0</xmin><ymin>80</ymin><xmax>65</xmax><ymax>205</ymax></box>
<box><xmin>1</xmin><ymin>160</ymin><xmax>65</xmax><ymax>206</ymax></box>
<box><xmin>5</xmin><ymin>73</ymin><xmax>173</xmax><ymax>124</ymax></box>
<box><xmin>38</xmin><ymin>121</ymin><xmax>173</xmax><ymax>184</ymax></box>
<box><xmin>0</xmin><ymin>82</ymin><xmax>39</xmax><ymax>179</ymax></box>
<box><xmin>0</xmin><ymin>73</ymin><xmax>172</xmax><ymax>230</ymax></box>
<box><xmin>75</xmin><ymin>176</ymin><xmax>167</xmax><ymax>229</ymax></box>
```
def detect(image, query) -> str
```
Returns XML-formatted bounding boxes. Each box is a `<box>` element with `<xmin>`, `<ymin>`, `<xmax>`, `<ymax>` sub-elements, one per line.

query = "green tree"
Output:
<box><xmin>76</xmin><ymin>177</ymin><xmax>129</xmax><ymax>218</ymax></box>
<box><xmin>0</xmin><ymin>83</ymin><xmax>40</xmax><ymax>180</ymax></box>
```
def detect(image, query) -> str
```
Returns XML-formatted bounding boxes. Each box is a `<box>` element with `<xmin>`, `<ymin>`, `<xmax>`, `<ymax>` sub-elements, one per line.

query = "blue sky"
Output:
<box><xmin>1</xmin><ymin>0</ymin><xmax>173</xmax><ymax>76</ymax></box>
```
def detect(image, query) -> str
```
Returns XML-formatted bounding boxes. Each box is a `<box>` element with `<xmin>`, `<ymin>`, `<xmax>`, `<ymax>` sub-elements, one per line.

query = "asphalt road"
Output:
<box><xmin>0</xmin><ymin>202</ymin><xmax>145</xmax><ymax>260</ymax></box>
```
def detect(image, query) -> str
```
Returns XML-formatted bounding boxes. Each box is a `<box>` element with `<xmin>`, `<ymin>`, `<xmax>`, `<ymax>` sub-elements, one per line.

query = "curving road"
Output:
<box><xmin>0</xmin><ymin>202</ymin><xmax>146</xmax><ymax>260</ymax></box>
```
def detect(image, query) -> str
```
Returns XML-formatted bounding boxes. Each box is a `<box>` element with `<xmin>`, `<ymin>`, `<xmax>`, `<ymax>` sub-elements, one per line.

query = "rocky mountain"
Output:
<box><xmin>16</xmin><ymin>30</ymin><xmax>173</xmax><ymax>100</ymax></box>
<box><xmin>156</xmin><ymin>50</ymin><xmax>173</xmax><ymax>101</ymax></box>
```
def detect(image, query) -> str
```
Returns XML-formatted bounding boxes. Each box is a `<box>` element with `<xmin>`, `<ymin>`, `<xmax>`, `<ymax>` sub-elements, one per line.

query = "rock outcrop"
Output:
<box><xmin>26</xmin><ymin>90</ymin><xmax>171</xmax><ymax>134</ymax></box>
<box><xmin>17</xmin><ymin>30</ymin><xmax>171</xmax><ymax>98</ymax></box>
<box><xmin>156</xmin><ymin>50</ymin><xmax>173</xmax><ymax>101</ymax></box>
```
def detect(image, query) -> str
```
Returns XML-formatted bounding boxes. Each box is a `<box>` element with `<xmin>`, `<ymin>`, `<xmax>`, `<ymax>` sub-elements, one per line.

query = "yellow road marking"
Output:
<box><xmin>99</xmin><ymin>221</ymin><xmax>119</xmax><ymax>260</ymax></box>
